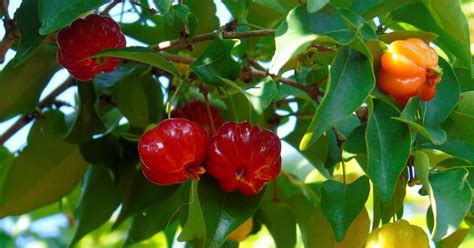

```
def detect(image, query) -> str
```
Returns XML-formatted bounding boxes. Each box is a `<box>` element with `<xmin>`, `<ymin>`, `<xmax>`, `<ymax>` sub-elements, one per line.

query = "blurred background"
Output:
<box><xmin>0</xmin><ymin>0</ymin><xmax>473</xmax><ymax>247</ymax></box>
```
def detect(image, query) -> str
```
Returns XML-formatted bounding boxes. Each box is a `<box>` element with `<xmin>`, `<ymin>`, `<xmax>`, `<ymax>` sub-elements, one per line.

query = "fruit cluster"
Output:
<box><xmin>138</xmin><ymin>101</ymin><xmax>282</xmax><ymax>196</ymax></box>
<box><xmin>377</xmin><ymin>38</ymin><xmax>442</xmax><ymax>105</ymax></box>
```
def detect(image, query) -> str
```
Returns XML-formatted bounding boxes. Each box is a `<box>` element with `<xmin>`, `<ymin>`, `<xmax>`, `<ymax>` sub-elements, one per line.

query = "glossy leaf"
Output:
<box><xmin>94</xmin><ymin>47</ymin><xmax>179</xmax><ymax>77</ymax></box>
<box><xmin>307</xmin><ymin>0</ymin><xmax>329</xmax><ymax>13</ymax></box>
<box><xmin>70</xmin><ymin>165</ymin><xmax>126</xmax><ymax>246</ymax></box>
<box><xmin>154</xmin><ymin>0</ymin><xmax>173</xmax><ymax>15</ymax></box>
<box><xmin>449</xmin><ymin>91</ymin><xmax>474</xmax><ymax>145</ymax></box>
<box><xmin>178</xmin><ymin>180</ymin><xmax>206</xmax><ymax>241</ymax></box>
<box><xmin>270</xmin><ymin>4</ymin><xmax>357</xmax><ymax>74</ymax></box>
<box><xmin>13</xmin><ymin>0</ymin><xmax>46</xmax><ymax>65</ymax></box>
<box><xmin>38</xmin><ymin>0</ymin><xmax>108</xmax><ymax>34</ymax></box>
<box><xmin>320</xmin><ymin>176</ymin><xmax>370</xmax><ymax>241</ymax></box>
<box><xmin>429</xmin><ymin>168</ymin><xmax>472</xmax><ymax>241</ymax></box>
<box><xmin>366</xmin><ymin>100</ymin><xmax>411</xmax><ymax>204</ymax></box>
<box><xmin>0</xmin><ymin>110</ymin><xmax>87</xmax><ymax>217</ymax></box>
<box><xmin>198</xmin><ymin>177</ymin><xmax>265</xmax><ymax>247</ymax></box>
<box><xmin>191</xmin><ymin>36</ymin><xmax>241</xmax><ymax>86</ymax></box>
<box><xmin>300</xmin><ymin>47</ymin><xmax>374</xmax><ymax>150</ymax></box>
<box><xmin>0</xmin><ymin>44</ymin><xmax>58</xmax><ymax>121</ymax></box>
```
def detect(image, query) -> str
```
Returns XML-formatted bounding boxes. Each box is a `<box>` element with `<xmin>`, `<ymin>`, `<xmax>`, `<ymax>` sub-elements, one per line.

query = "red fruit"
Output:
<box><xmin>206</xmin><ymin>122</ymin><xmax>282</xmax><ymax>195</ymax></box>
<box><xmin>57</xmin><ymin>14</ymin><xmax>126</xmax><ymax>81</ymax></box>
<box><xmin>172</xmin><ymin>100</ymin><xmax>224</xmax><ymax>134</ymax></box>
<box><xmin>138</xmin><ymin>118</ymin><xmax>208</xmax><ymax>185</ymax></box>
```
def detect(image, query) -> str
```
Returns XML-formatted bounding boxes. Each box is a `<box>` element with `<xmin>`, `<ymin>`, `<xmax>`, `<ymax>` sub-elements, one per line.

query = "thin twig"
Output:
<box><xmin>0</xmin><ymin>78</ymin><xmax>76</xmax><ymax>145</ymax></box>
<box><xmin>0</xmin><ymin>0</ymin><xmax>19</xmax><ymax>63</ymax></box>
<box><xmin>199</xmin><ymin>84</ymin><xmax>216</xmax><ymax>135</ymax></box>
<box><xmin>154</xmin><ymin>29</ymin><xmax>276</xmax><ymax>51</ymax></box>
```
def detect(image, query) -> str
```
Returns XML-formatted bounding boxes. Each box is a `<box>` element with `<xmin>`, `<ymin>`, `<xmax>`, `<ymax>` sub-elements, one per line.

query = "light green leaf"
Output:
<box><xmin>270</xmin><ymin>4</ymin><xmax>357</xmax><ymax>74</ymax></box>
<box><xmin>300</xmin><ymin>47</ymin><xmax>374</xmax><ymax>150</ymax></box>
<box><xmin>93</xmin><ymin>47</ymin><xmax>180</xmax><ymax>77</ymax></box>
<box><xmin>38</xmin><ymin>0</ymin><xmax>108</xmax><ymax>34</ymax></box>
<box><xmin>366</xmin><ymin>100</ymin><xmax>411</xmax><ymax>204</ymax></box>
<box><xmin>307</xmin><ymin>0</ymin><xmax>329</xmax><ymax>13</ymax></box>
<box><xmin>0</xmin><ymin>110</ymin><xmax>87</xmax><ymax>217</ymax></box>
<box><xmin>178</xmin><ymin>180</ymin><xmax>206</xmax><ymax>241</ymax></box>
<box><xmin>429</xmin><ymin>168</ymin><xmax>472</xmax><ymax>241</ymax></box>
<box><xmin>321</xmin><ymin>176</ymin><xmax>370</xmax><ymax>242</ymax></box>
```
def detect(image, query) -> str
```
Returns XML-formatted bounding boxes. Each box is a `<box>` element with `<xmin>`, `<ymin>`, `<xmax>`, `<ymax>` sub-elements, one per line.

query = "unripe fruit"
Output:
<box><xmin>365</xmin><ymin>219</ymin><xmax>429</xmax><ymax>248</ymax></box>
<box><xmin>57</xmin><ymin>14</ymin><xmax>126</xmax><ymax>81</ymax></box>
<box><xmin>138</xmin><ymin>118</ymin><xmax>208</xmax><ymax>185</ymax></box>
<box><xmin>172</xmin><ymin>100</ymin><xmax>224</xmax><ymax>134</ymax></box>
<box><xmin>377</xmin><ymin>38</ymin><xmax>442</xmax><ymax>105</ymax></box>
<box><xmin>206</xmin><ymin>122</ymin><xmax>281</xmax><ymax>195</ymax></box>
<box><xmin>227</xmin><ymin>218</ymin><xmax>254</xmax><ymax>242</ymax></box>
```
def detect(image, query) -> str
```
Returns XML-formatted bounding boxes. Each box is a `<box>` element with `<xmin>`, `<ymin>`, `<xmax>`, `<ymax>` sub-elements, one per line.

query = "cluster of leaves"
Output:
<box><xmin>0</xmin><ymin>0</ymin><xmax>473</xmax><ymax>247</ymax></box>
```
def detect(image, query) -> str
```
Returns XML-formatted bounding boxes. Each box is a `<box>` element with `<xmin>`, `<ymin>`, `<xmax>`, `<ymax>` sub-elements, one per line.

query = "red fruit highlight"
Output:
<box><xmin>138</xmin><ymin>118</ymin><xmax>208</xmax><ymax>185</ymax></box>
<box><xmin>172</xmin><ymin>100</ymin><xmax>224</xmax><ymax>134</ymax></box>
<box><xmin>57</xmin><ymin>14</ymin><xmax>126</xmax><ymax>81</ymax></box>
<box><xmin>206</xmin><ymin>122</ymin><xmax>282</xmax><ymax>195</ymax></box>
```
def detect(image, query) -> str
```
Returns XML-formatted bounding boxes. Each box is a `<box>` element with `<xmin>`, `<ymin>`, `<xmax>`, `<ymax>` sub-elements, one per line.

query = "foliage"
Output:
<box><xmin>0</xmin><ymin>0</ymin><xmax>474</xmax><ymax>247</ymax></box>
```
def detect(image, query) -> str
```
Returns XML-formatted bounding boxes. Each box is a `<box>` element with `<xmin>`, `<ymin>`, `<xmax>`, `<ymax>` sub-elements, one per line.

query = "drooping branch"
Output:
<box><xmin>154</xmin><ymin>29</ymin><xmax>276</xmax><ymax>51</ymax></box>
<box><xmin>0</xmin><ymin>78</ymin><xmax>76</xmax><ymax>145</ymax></box>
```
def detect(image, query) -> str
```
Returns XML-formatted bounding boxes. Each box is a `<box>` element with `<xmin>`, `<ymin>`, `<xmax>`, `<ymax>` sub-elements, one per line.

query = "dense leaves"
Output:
<box><xmin>0</xmin><ymin>0</ymin><xmax>473</xmax><ymax>247</ymax></box>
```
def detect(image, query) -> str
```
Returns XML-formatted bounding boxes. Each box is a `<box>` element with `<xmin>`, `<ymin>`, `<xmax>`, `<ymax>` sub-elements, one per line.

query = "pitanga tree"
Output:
<box><xmin>0</xmin><ymin>0</ymin><xmax>473</xmax><ymax>247</ymax></box>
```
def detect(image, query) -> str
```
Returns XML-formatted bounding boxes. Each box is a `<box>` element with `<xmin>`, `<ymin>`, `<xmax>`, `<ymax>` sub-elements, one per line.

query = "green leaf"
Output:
<box><xmin>124</xmin><ymin>184</ymin><xmax>188</xmax><ymax>246</ymax></box>
<box><xmin>154</xmin><ymin>0</ymin><xmax>173</xmax><ymax>15</ymax></box>
<box><xmin>184</xmin><ymin>0</ymin><xmax>220</xmax><ymax>55</ymax></box>
<box><xmin>391</xmin><ymin>3</ymin><xmax>471</xmax><ymax>69</ymax></box>
<box><xmin>378</xmin><ymin>30</ymin><xmax>438</xmax><ymax>44</ymax></box>
<box><xmin>343</xmin><ymin>124</ymin><xmax>367</xmax><ymax>155</ymax></box>
<box><xmin>70</xmin><ymin>165</ymin><xmax>128</xmax><ymax>246</ymax></box>
<box><xmin>320</xmin><ymin>176</ymin><xmax>370</xmax><ymax>241</ymax></box>
<box><xmin>0</xmin><ymin>110</ymin><xmax>87</xmax><ymax>217</ymax></box>
<box><xmin>66</xmin><ymin>83</ymin><xmax>107</xmax><ymax>144</ymax></box>
<box><xmin>257</xmin><ymin>181</ymin><xmax>297</xmax><ymax>248</ymax></box>
<box><xmin>38</xmin><ymin>0</ymin><xmax>108</xmax><ymax>34</ymax></box>
<box><xmin>178</xmin><ymin>180</ymin><xmax>206</xmax><ymax>241</ymax></box>
<box><xmin>300</xmin><ymin>47</ymin><xmax>374</xmax><ymax>150</ymax></box>
<box><xmin>429</xmin><ymin>168</ymin><xmax>472</xmax><ymax>241</ymax></box>
<box><xmin>421</xmin><ymin>58</ymin><xmax>460</xmax><ymax>142</ymax></box>
<box><xmin>198</xmin><ymin>177</ymin><xmax>265</xmax><ymax>247</ymax></box>
<box><xmin>112</xmin><ymin>67</ymin><xmax>164</xmax><ymax>128</ymax></box>
<box><xmin>79</xmin><ymin>135</ymin><xmax>122</xmax><ymax>168</ymax></box>
<box><xmin>270</xmin><ymin>5</ymin><xmax>357</xmax><ymax>74</ymax></box>
<box><xmin>366</xmin><ymin>100</ymin><xmax>411</xmax><ymax>204</ymax></box>
<box><xmin>222</xmin><ymin>0</ymin><xmax>249</xmax><ymax>18</ymax></box>
<box><xmin>0</xmin><ymin>147</ymin><xmax>14</xmax><ymax>186</ymax></box>
<box><xmin>120</xmin><ymin>16</ymin><xmax>182</xmax><ymax>45</ymax></box>
<box><xmin>191</xmin><ymin>36</ymin><xmax>241</xmax><ymax>86</ymax></box>
<box><xmin>94</xmin><ymin>47</ymin><xmax>179</xmax><ymax>77</ymax></box>
<box><xmin>449</xmin><ymin>91</ymin><xmax>474</xmax><ymax>145</ymax></box>
<box><xmin>307</xmin><ymin>0</ymin><xmax>329</xmax><ymax>13</ymax></box>
<box><xmin>13</xmin><ymin>0</ymin><xmax>47</xmax><ymax>65</ymax></box>
<box><xmin>414</xmin><ymin>151</ymin><xmax>430</xmax><ymax>190</ymax></box>
<box><xmin>0</xmin><ymin>44</ymin><xmax>58</xmax><ymax>121</ymax></box>
<box><xmin>350</xmin><ymin>0</ymin><xmax>418</xmax><ymax>18</ymax></box>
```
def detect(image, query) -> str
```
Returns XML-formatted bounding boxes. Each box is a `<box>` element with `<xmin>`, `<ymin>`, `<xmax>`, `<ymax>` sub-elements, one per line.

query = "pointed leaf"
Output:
<box><xmin>320</xmin><ymin>176</ymin><xmax>370</xmax><ymax>241</ymax></box>
<box><xmin>300</xmin><ymin>47</ymin><xmax>374</xmax><ymax>150</ymax></box>
<box><xmin>429</xmin><ymin>168</ymin><xmax>472</xmax><ymax>241</ymax></box>
<box><xmin>178</xmin><ymin>180</ymin><xmax>206</xmax><ymax>241</ymax></box>
<box><xmin>366</xmin><ymin>100</ymin><xmax>411</xmax><ymax>204</ymax></box>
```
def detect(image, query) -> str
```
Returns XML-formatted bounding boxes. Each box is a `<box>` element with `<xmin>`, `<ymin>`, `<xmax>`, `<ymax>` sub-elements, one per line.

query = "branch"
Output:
<box><xmin>101</xmin><ymin>0</ymin><xmax>122</xmax><ymax>15</ymax></box>
<box><xmin>154</xmin><ymin>29</ymin><xmax>276</xmax><ymax>51</ymax></box>
<box><xmin>0</xmin><ymin>0</ymin><xmax>19</xmax><ymax>63</ymax></box>
<box><xmin>0</xmin><ymin>78</ymin><xmax>76</xmax><ymax>145</ymax></box>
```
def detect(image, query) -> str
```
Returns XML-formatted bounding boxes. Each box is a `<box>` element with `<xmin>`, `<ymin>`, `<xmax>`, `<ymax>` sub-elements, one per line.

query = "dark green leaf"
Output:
<box><xmin>70</xmin><ymin>165</ymin><xmax>129</xmax><ymax>246</ymax></box>
<box><xmin>79</xmin><ymin>135</ymin><xmax>122</xmax><ymax>168</ymax></box>
<box><xmin>343</xmin><ymin>124</ymin><xmax>367</xmax><ymax>155</ymax></box>
<box><xmin>13</xmin><ymin>0</ymin><xmax>47</xmax><ymax>65</ymax></box>
<box><xmin>394</xmin><ymin>97</ymin><xmax>437</xmax><ymax>143</ymax></box>
<box><xmin>270</xmin><ymin>5</ymin><xmax>357</xmax><ymax>74</ymax></box>
<box><xmin>300</xmin><ymin>47</ymin><xmax>374</xmax><ymax>150</ymax></box>
<box><xmin>112</xmin><ymin>67</ymin><xmax>164</xmax><ymax>128</ymax></box>
<box><xmin>0</xmin><ymin>110</ymin><xmax>87</xmax><ymax>217</ymax></box>
<box><xmin>429</xmin><ymin>168</ymin><xmax>472</xmax><ymax>241</ymax></box>
<box><xmin>94</xmin><ymin>47</ymin><xmax>179</xmax><ymax>77</ymax></box>
<box><xmin>378</xmin><ymin>30</ymin><xmax>438</xmax><ymax>44</ymax></box>
<box><xmin>449</xmin><ymin>91</ymin><xmax>474</xmax><ymax>145</ymax></box>
<box><xmin>178</xmin><ymin>180</ymin><xmax>207</xmax><ymax>241</ymax></box>
<box><xmin>320</xmin><ymin>176</ymin><xmax>370</xmax><ymax>241</ymax></box>
<box><xmin>120</xmin><ymin>16</ymin><xmax>182</xmax><ymax>45</ymax></box>
<box><xmin>0</xmin><ymin>44</ymin><xmax>58</xmax><ymax>121</ymax></box>
<box><xmin>366</xmin><ymin>100</ymin><xmax>411</xmax><ymax>204</ymax></box>
<box><xmin>222</xmin><ymin>0</ymin><xmax>249</xmax><ymax>18</ymax></box>
<box><xmin>198</xmin><ymin>177</ymin><xmax>265</xmax><ymax>247</ymax></box>
<box><xmin>125</xmin><ymin>184</ymin><xmax>189</xmax><ymax>246</ymax></box>
<box><xmin>66</xmin><ymin>83</ymin><xmax>107</xmax><ymax>144</ymax></box>
<box><xmin>191</xmin><ymin>36</ymin><xmax>241</xmax><ymax>86</ymax></box>
<box><xmin>154</xmin><ymin>0</ymin><xmax>173</xmax><ymax>15</ymax></box>
<box><xmin>184</xmin><ymin>0</ymin><xmax>220</xmax><ymax>55</ymax></box>
<box><xmin>38</xmin><ymin>0</ymin><xmax>108</xmax><ymax>34</ymax></box>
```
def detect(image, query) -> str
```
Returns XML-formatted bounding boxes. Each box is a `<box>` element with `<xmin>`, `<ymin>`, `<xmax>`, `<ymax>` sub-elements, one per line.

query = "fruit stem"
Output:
<box><xmin>199</xmin><ymin>84</ymin><xmax>217</xmax><ymax>135</ymax></box>
<box><xmin>167</xmin><ymin>80</ymin><xmax>183</xmax><ymax>119</ymax></box>
<box><xmin>341</xmin><ymin>158</ymin><xmax>347</xmax><ymax>184</ymax></box>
